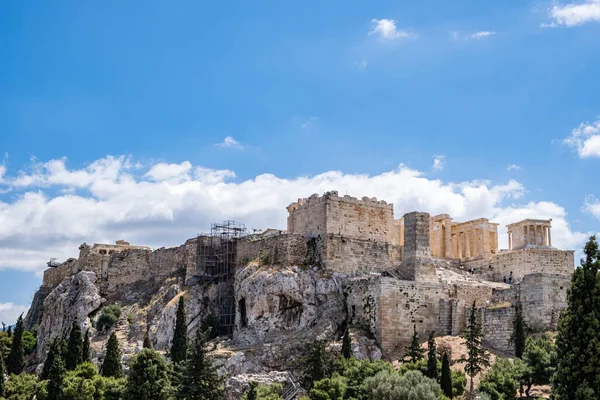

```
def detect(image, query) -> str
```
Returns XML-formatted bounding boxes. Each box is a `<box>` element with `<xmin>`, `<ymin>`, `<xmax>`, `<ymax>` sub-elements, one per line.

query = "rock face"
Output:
<box><xmin>36</xmin><ymin>271</ymin><xmax>103</xmax><ymax>360</ymax></box>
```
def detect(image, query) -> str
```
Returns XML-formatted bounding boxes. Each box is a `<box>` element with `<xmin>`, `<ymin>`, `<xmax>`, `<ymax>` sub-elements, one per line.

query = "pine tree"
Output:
<box><xmin>245</xmin><ymin>382</ymin><xmax>258</xmax><ymax>400</ymax></box>
<box><xmin>554</xmin><ymin>236</ymin><xmax>600</xmax><ymax>400</ymax></box>
<box><xmin>82</xmin><ymin>329</ymin><xmax>91</xmax><ymax>362</ymax></box>
<box><xmin>341</xmin><ymin>327</ymin><xmax>352</xmax><ymax>359</ymax></box>
<box><xmin>426</xmin><ymin>330</ymin><xmax>438</xmax><ymax>381</ymax></box>
<box><xmin>125</xmin><ymin>348</ymin><xmax>173</xmax><ymax>400</ymax></box>
<box><xmin>513</xmin><ymin>301</ymin><xmax>526</xmax><ymax>358</ymax></box>
<box><xmin>300</xmin><ymin>339</ymin><xmax>333</xmax><ymax>389</ymax></box>
<box><xmin>440</xmin><ymin>352</ymin><xmax>453</xmax><ymax>399</ymax></box>
<box><xmin>171</xmin><ymin>296</ymin><xmax>188</xmax><ymax>363</ymax></box>
<box><xmin>402</xmin><ymin>324</ymin><xmax>425</xmax><ymax>364</ymax></box>
<box><xmin>459</xmin><ymin>301</ymin><xmax>490</xmax><ymax>400</ymax></box>
<box><xmin>46</xmin><ymin>346</ymin><xmax>66</xmax><ymax>400</ymax></box>
<box><xmin>102</xmin><ymin>332</ymin><xmax>123</xmax><ymax>378</ymax></box>
<box><xmin>179</xmin><ymin>328</ymin><xmax>225</xmax><ymax>400</ymax></box>
<box><xmin>42</xmin><ymin>338</ymin><xmax>65</xmax><ymax>380</ymax></box>
<box><xmin>0</xmin><ymin>352</ymin><xmax>5</xmax><ymax>398</ymax></box>
<box><xmin>143</xmin><ymin>331</ymin><xmax>153</xmax><ymax>349</ymax></box>
<box><xmin>6</xmin><ymin>313</ymin><xmax>25</xmax><ymax>375</ymax></box>
<box><xmin>66</xmin><ymin>321</ymin><xmax>83</xmax><ymax>370</ymax></box>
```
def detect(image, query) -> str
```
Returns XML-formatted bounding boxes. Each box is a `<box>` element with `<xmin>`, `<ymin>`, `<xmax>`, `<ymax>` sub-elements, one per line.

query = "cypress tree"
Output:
<box><xmin>341</xmin><ymin>327</ymin><xmax>352</xmax><ymax>359</ymax></box>
<box><xmin>179</xmin><ymin>328</ymin><xmax>225</xmax><ymax>400</ymax></box>
<box><xmin>440</xmin><ymin>352</ymin><xmax>453</xmax><ymax>399</ymax></box>
<box><xmin>125</xmin><ymin>349</ymin><xmax>173</xmax><ymax>400</ymax></box>
<box><xmin>403</xmin><ymin>324</ymin><xmax>425</xmax><ymax>363</ymax></box>
<box><xmin>82</xmin><ymin>329</ymin><xmax>91</xmax><ymax>362</ymax></box>
<box><xmin>143</xmin><ymin>331</ymin><xmax>153</xmax><ymax>349</ymax></box>
<box><xmin>513</xmin><ymin>301</ymin><xmax>526</xmax><ymax>358</ymax></box>
<box><xmin>426</xmin><ymin>330</ymin><xmax>438</xmax><ymax>381</ymax></box>
<box><xmin>42</xmin><ymin>338</ymin><xmax>65</xmax><ymax>380</ymax></box>
<box><xmin>66</xmin><ymin>321</ymin><xmax>83</xmax><ymax>370</ymax></box>
<box><xmin>554</xmin><ymin>236</ymin><xmax>600</xmax><ymax>399</ymax></box>
<box><xmin>0</xmin><ymin>352</ymin><xmax>5</xmax><ymax>398</ymax></box>
<box><xmin>245</xmin><ymin>382</ymin><xmax>258</xmax><ymax>400</ymax></box>
<box><xmin>459</xmin><ymin>301</ymin><xmax>490</xmax><ymax>400</ymax></box>
<box><xmin>46</xmin><ymin>347</ymin><xmax>66</xmax><ymax>400</ymax></box>
<box><xmin>6</xmin><ymin>326</ymin><xmax>11</xmax><ymax>337</ymax></box>
<box><xmin>6</xmin><ymin>314</ymin><xmax>25</xmax><ymax>374</ymax></box>
<box><xmin>171</xmin><ymin>296</ymin><xmax>188</xmax><ymax>363</ymax></box>
<box><xmin>102</xmin><ymin>332</ymin><xmax>123</xmax><ymax>378</ymax></box>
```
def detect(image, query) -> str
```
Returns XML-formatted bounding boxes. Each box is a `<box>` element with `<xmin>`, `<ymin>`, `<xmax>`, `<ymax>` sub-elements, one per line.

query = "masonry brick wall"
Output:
<box><xmin>322</xmin><ymin>235</ymin><xmax>402</xmax><ymax>274</ymax></box>
<box><xmin>236</xmin><ymin>234</ymin><xmax>309</xmax><ymax>267</ymax></box>
<box><xmin>482</xmin><ymin>306</ymin><xmax>514</xmax><ymax>353</ymax></box>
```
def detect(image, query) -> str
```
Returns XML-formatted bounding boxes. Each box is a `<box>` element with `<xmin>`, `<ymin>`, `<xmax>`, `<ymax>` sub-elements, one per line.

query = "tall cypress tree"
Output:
<box><xmin>102</xmin><ymin>332</ymin><xmax>123</xmax><ymax>378</ymax></box>
<box><xmin>553</xmin><ymin>236</ymin><xmax>600</xmax><ymax>399</ymax></box>
<box><xmin>6</xmin><ymin>326</ymin><xmax>11</xmax><ymax>337</ymax></box>
<box><xmin>0</xmin><ymin>352</ymin><xmax>5</xmax><ymax>398</ymax></box>
<box><xmin>426</xmin><ymin>330</ymin><xmax>438</xmax><ymax>381</ymax></box>
<box><xmin>82</xmin><ymin>329</ymin><xmax>91</xmax><ymax>362</ymax></box>
<box><xmin>42</xmin><ymin>338</ymin><xmax>65</xmax><ymax>380</ymax></box>
<box><xmin>440</xmin><ymin>352</ymin><xmax>453</xmax><ymax>399</ymax></box>
<box><xmin>46</xmin><ymin>347</ymin><xmax>66</xmax><ymax>400</ymax></box>
<box><xmin>6</xmin><ymin>314</ymin><xmax>25</xmax><ymax>374</ymax></box>
<box><xmin>179</xmin><ymin>328</ymin><xmax>225</xmax><ymax>400</ymax></box>
<box><xmin>143</xmin><ymin>331</ymin><xmax>153</xmax><ymax>349</ymax></box>
<box><xmin>171</xmin><ymin>296</ymin><xmax>188</xmax><ymax>363</ymax></box>
<box><xmin>403</xmin><ymin>324</ymin><xmax>425</xmax><ymax>363</ymax></box>
<box><xmin>513</xmin><ymin>301</ymin><xmax>526</xmax><ymax>358</ymax></box>
<box><xmin>66</xmin><ymin>320</ymin><xmax>83</xmax><ymax>370</ymax></box>
<box><xmin>125</xmin><ymin>348</ymin><xmax>173</xmax><ymax>400</ymax></box>
<box><xmin>341</xmin><ymin>327</ymin><xmax>352</xmax><ymax>359</ymax></box>
<box><xmin>459</xmin><ymin>301</ymin><xmax>490</xmax><ymax>400</ymax></box>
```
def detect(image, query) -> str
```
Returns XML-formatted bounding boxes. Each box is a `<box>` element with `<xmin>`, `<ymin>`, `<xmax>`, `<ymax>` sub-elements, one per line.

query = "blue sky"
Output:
<box><xmin>1</xmin><ymin>0</ymin><xmax>600</xmax><ymax>324</ymax></box>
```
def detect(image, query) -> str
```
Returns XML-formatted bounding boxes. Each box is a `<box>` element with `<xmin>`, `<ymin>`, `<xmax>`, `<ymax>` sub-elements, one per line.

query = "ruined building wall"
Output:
<box><xmin>322</xmin><ymin>235</ymin><xmax>402</xmax><ymax>274</ymax></box>
<box><xmin>236</xmin><ymin>234</ymin><xmax>309</xmax><ymax>267</ymax></box>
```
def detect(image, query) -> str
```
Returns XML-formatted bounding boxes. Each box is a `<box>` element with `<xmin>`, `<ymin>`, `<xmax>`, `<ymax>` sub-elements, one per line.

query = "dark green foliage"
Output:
<box><xmin>170</xmin><ymin>296</ymin><xmax>188</xmax><ymax>363</ymax></box>
<box><xmin>341</xmin><ymin>327</ymin><xmax>352</xmax><ymax>359</ymax></box>
<box><xmin>553</xmin><ymin>236</ymin><xmax>600</xmax><ymax>400</ymax></box>
<box><xmin>479</xmin><ymin>357</ymin><xmax>524</xmax><ymax>400</ymax></box>
<box><xmin>245</xmin><ymin>381</ymin><xmax>258</xmax><ymax>400</ymax></box>
<box><xmin>459</xmin><ymin>301</ymin><xmax>491</xmax><ymax>399</ymax></box>
<box><xmin>125</xmin><ymin>348</ymin><xmax>174</xmax><ymax>400</ymax></box>
<box><xmin>22</xmin><ymin>331</ymin><xmax>36</xmax><ymax>355</ymax></box>
<box><xmin>7</xmin><ymin>314</ymin><xmax>25</xmax><ymax>375</ymax></box>
<box><xmin>241</xmin><ymin>383</ymin><xmax>283</xmax><ymax>400</ymax></box>
<box><xmin>362</xmin><ymin>369</ymin><xmax>442</xmax><ymax>400</ymax></box>
<box><xmin>300</xmin><ymin>340</ymin><xmax>334</xmax><ymax>390</ymax></box>
<box><xmin>7</xmin><ymin>325</ymin><xmax>12</xmax><ymax>337</ymax></box>
<box><xmin>96</xmin><ymin>305</ymin><xmax>122</xmax><ymax>331</ymax></box>
<box><xmin>512</xmin><ymin>302</ymin><xmax>526</xmax><ymax>359</ymax></box>
<box><xmin>335</xmin><ymin>357</ymin><xmax>393</xmax><ymax>399</ymax></box>
<box><xmin>179</xmin><ymin>328</ymin><xmax>225</xmax><ymax>400</ymax></box>
<box><xmin>47</xmin><ymin>345</ymin><xmax>67</xmax><ymax>400</ymax></box>
<box><xmin>440</xmin><ymin>352</ymin><xmax>453</xmax><ymax>399</ymax></box>
<box><xmin>307</xmin><ymin>372</ymin><xmax>347</xmax><ymax>400</ymax></box>
<box><xmin>426</xmin><ymin>330</ymin><xmax>438</xmax><ymax>381</ymax></box>
<box><xmin>143</xmin><ymin>332</ymin><xmax>153</xmax><ymax>349</ymax></box>
<box><xmin>0</xmin><ymin>351</ymin><xmax>5</xmax><ymax>398</ymax></box>
<box><xmin>402</xmin><ymin>324</ymin><xmax>425</xmax><ymax>364</ymax></box>
<box><xmin>0</xmin><ymin>330</ymin><xmax>13</xmax><ymax>362</ymax></box>
<box><xmin>102</xmin><ymin>332</ymin><xmax>122</xmax><ymax>378</ymax></box>
<box><xmin>65</xmin><ymin>321</ymin><xmax>83</xmax><ymax>370</ymax></box>
<box><xmin>519</xmin><ymin>334</ymin><xmax>556</xmax><ymax>398</ymax></box>
<box><xmin>42</xmin><ymin>338</ymin><xmax>65</xmax><ymax>380</ymax></box>
<box><xmin>200</xmin><ymin>314</ymin><xmax>219</xmax><ymax>340</ymax></box>
<box><xmin>3</xmin><ymin>373</ymin><xmax>45</xmax><ymax>400</ymax></box>
<box><xmin>82</xmin><ymin>329</ymin><xmax>91</xmax><ymax>363</ymax></box>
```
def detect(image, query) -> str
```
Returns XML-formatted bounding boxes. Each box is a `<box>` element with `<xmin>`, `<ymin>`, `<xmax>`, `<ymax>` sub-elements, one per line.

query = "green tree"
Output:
<box><xmin>66</xmin><ymin>321</ymin><xmax>83</xmax><ymax>370</ymax></box>
<box><xmin>300</xmin><ymin>340</ymin><xmax>333</xmax><ymax>390</ymax></box>
<box><xmin>553</xmin><ymin>236</ymin><xmax>600</xmax><ymax>400</ymax></box>
<box><xmin>7</xmin><ymin>326</ymin><xmax>11</xmax><ymax>337</ymax></box>
<box><xmin>6</xmin><ymin>314</ymin><xmax>25</xmax><ymax>375</ymax></box>
<box><xmin>512</xmin><ymin>302</ymin><xmax>526</xmax><ymax>359</ymax></box>
<box><xmin>307</xmin><ymin>373</ymin><xmax>347</xmax><ymax>400</ymax></box>
<box><xmin>242</xmin><ymin>383</ymin><xmax>283</xmax><ymax>400</ymax></box>
<box><xmin>361</xmin><ymin>369</ymin><xmax>442</xmax><ymax>400</ymax></box>
<box><xmin>82</xmin><ymin>329</ymin><xmax>91</xmax><ymax>363</ymax></box>
<box><xmin>96</xmin><ymin>305</ymin><xmax>122</xmax><ymax>332</ymax></box>
<box><xmin>440</xmin><ymin>352</ymin><xmax>453</xmax><ymax>399</ymax></box>
<box><xmin>341</xmin><ymin>327</ymin><xmax>352</xmax><ymax>359</ymax></box>
<box><xmin>47</xmin><ymin>346</ymin><xmax>67</xmax><ymax>400</ymax></box>
<box><xmin>42</xmin><ymin>337</ymin><xmax>65</xmax><ymax>380</ymax></box>
<box><xmin>3</xmin><ymin>373</ymin><xmax>45</xmax><ymax>400</ymax></box>
<box><xmin>459</xmin><ymin>301</ymin><xmax>490</xmax><ymax>400</ymax></box>
<box><xmin>61</xmin><ymin>362</ymin><xmax>104</xmax><ymax>400</ymax></box>
<box><xmin>426</xmin><ymin>330</ymin><xmax>438</xmax><ymax>381</ymax></box>
<box><xmin>22</xmin><ymin>331</ymin><xmax>36</xmax><ymax>355</ymax></box>
<box><xmin>479</xmin><ymin>358</ymin><xmax>523</xmax><ymax>400</ymax></box>
<box><xmin>125</xmin><ymin>348</ymin><xmax>174</xmax><ymax>400</ymax></box>
<box><xmin>179</xmin><ymin>328</ymin><xmax>225</xmax><ymax>400</ymax></box>
<box><xmin>245</xmin><ymin>382</ymin><xmax>258</xmax><ymax>400</ymax></box>
<box><xmin>338</xmin><ymin>357</ymin><xmax>393</xmax><ymax>399</ymax></box>
<box><xmin>403</xmin><ymin>324</ymin><xmax>425</xmax><ymax>364</ymax></box>
<box><xmin>0</xmin><ymin>351</ymin><xmax>5</xmax><ymax>398</ymax></box>
<box><xmin>171</xmin><ymin>296</ymin><xmax>188</xmax><ymax>364</ymax></box>
<box><xmin>143</xmin><ymin>332</ymin><xmax>153</xmax><ymax>349</ymax></box>
<box><xmin>102</xmin><ymin>332</ymin><xmax>122</xmax><ymax>378</ymax></box>
<box><xmin>519</xmin><ymin>334</ymin><xmax>556</xmax><ymax>398</ymax></box>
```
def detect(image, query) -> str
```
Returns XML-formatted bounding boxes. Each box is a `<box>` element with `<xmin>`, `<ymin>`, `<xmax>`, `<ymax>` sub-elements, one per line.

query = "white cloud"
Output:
<box><xmin>0</xmin><ymin>156</ymin><xmax>589</xmax><ymax>276</ymax></box>
<box><xmin>369</xmin><ymin>19</ymin><xmax>417</xmax><ymax>40</ymax></box>
<box><xmin>584</xmin><ymin>195</ymin><xmax>600</xmax><ymax>220</ymax></box>
<box><xmin>0</xmin><ymin>303</ymin><xmax>28</xmax><ymax>326</ymax></box>
<box><xmin>467</xmin><ymin>31</ymin><xmax>497</xmax><ymax>40</ymax></box>
<box><xmin>355</xmin><ymin>60</ymin><xmax>368</xmax><ymax>71</ymax></box>
<box><xmin>562</xmin><ymin>118</ymin><xmax>600</xmax><ymax>158</ymax></box>
<box><xmin>432</xmin><ymin>155</ymin><xmax>446</xmax><ymax>171</ymax></box>
<box><xmin>547</xmin><ymin>0</ymin><xmax>600</xmax><ymax>27</ymax></box>
<box><xmin>215</xmin><ymin>136</ymin><xmax>243</xmax><ymax>149</ymax></box>
<box><xmin>507</xmin><ymin>164</ymin><xmax>523</xmax><ymax>171</ymax></box>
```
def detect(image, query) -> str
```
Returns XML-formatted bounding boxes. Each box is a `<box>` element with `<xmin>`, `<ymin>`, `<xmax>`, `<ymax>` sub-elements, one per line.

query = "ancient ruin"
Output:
<box><xmin>25</xmin><ymin>190</ymin><xmax>575</xmax><ymax>390</ymax></box>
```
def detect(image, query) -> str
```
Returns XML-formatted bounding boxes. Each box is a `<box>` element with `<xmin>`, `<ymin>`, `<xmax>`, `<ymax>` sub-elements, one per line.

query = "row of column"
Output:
<box><xmin>507</xmin><ymin>224</ymin><xmax>551</xmax><ymax>250</ymax></box>
<box><xmin>452</xmin><ymin>229</ymin><xmax>483</xmax><ymax>259</ymax></box>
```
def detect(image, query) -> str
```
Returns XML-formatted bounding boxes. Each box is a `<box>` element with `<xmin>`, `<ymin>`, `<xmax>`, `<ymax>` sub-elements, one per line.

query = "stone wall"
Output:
<box><xmin>482</xmin><ymin>306</ymin><xmax>514</xmax><ymax>353</ymax></box>
<box><xmin>236</xmin><ymin>234</ymin><xmax>309</xmax><ymax>267</ymax></box>
<box><xmin>322</xmin><ymin>235</ymin><xmax>402</xmax><ymax>274</ymax></box>
<box><xmin>42</xmin><ymin>261</ymin><xmax>76</xmax><ymax>288</ymax></box>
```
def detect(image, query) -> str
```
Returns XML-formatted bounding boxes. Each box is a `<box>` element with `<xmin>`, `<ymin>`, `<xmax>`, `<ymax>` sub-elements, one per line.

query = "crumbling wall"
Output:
<box><xmin>482</xmin><ymin>306</ymin><xmax>514</xmax><ymax>353</ymax></box>
<box><xmin>42</xmin><ymin>262</ymin><xmax>76</xmax><ymax>288</ymax></box>
<box><xmin>236</xmin><ymin>234</ymin><xmax>309</xmax><ymax>267</ymax></box>
<box><xmin>322</xmin><ymin>235</ymin><xmax>402</xmax><ymax>274</ymax></box>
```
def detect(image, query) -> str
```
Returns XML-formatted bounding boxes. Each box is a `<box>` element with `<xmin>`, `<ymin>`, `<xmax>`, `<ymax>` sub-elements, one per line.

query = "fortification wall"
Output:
<box><xmin>322</xmin><ymin>235</ymin><xmax>402</xmax><ymax>274</ymax></box>
<box><xmin>466</xmin><ymin>248</ymin><xmax>574</xmax><ymax>282</ymax></box>
<box><xmin>482</xmin><ymin>306</ymin><xmax>514</xmax><ymax>353</ymax></box>
<box><xmin>236</xmin><ymin>234</ymin><xmax>309</xmax><ymax>267</ymax></box>
<box><xmin>42</xmin><ymin>261</ymin><xmax>76</xmax><ymax>288</ymax></box>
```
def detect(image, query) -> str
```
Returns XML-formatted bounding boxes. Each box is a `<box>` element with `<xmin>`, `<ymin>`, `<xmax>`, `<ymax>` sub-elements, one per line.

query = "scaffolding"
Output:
<box><xmin>196</xmin><ymin>221</ymin><xmax>247</xmax><ymax>336</ymax></box>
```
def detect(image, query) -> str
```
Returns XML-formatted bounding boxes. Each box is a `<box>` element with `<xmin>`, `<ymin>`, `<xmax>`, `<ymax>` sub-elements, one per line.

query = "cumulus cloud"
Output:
<box><xmin>507</xmin><ymin>164</ymin><xmax>523</xmax><ymax>172</ymax></box>
<box><xmin>467</xmin><ymin>31</ymin><xmax>497</xmax><ymax>40</ymax></box>
<box><xmin>0</xmin><ymin>303</ymin><xmax>28</xmax><ymax>326</ymax></box>
<box><xmin>0</xmin><ymin>156</ymin><xmax>589</xmax><ymax>276</ymax></box>
<box><xmin>562</xmin><ymin>118</ymin><xmax>600</xmax><ymax>158</ymax></box>
<box><xmin>369</xmin><ymin>19</ymin><xmax>417</xmax><ymax>40</ymax></box>
<box><xmin>546</xmin><ymin>0</ymin><xmax>600</xmax><ymax>27</ymax></box>
<box><xmin>215</xmin><ymin>136</ymin><xmax>243</xmax><ymax>149</ymax></box>
<box><xmin>432</xmin><ymin>155</ymin><xmax>446</xmax><ymax>171</ymax></box>
<box><xmin>584</xmin><ymin>195</ymin><xmax>600</xmax><ymax>220</ymax></box>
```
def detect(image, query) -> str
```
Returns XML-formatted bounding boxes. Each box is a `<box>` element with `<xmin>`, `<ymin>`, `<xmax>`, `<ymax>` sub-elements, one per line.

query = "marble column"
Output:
<box><xmin>548</xmin><ymin>227</ymin><xmax>552</xmax><ymax>247</ymax></box>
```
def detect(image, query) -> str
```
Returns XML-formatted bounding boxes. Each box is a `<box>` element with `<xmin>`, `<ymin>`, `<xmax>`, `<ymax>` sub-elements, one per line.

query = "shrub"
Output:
<box><xmin>96</xmin><ymin>305</ymin><xmax>122</xmax><ymax>331</ymax></box>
